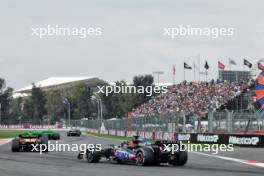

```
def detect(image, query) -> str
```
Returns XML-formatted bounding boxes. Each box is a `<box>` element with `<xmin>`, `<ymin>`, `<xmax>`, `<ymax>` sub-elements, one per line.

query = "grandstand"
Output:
<box><xmin>132</xmin><ymin>79</ymin><xmax>255</xmax><ymax>119</ymax></box>
<box><xmin>13</xmin><ymin>76</ymin><xmax>105</xmax><ymax>97</ymax></box>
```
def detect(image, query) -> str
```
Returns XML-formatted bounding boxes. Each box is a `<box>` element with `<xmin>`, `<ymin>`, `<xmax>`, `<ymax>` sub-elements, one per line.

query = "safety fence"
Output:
<box><xmin>86</xmin><ymin>128</ymin><xmax>264</xmax><ymax>148</ymax></box>
<box><xmin>0</xmin><ymin>125</ymin><xmax>61</xmax><ymax>129</ymax></box>
<box><xmin>76</xmin><ymin>110</ymin><xmax>264</xmax><ymax>135</ymax></box>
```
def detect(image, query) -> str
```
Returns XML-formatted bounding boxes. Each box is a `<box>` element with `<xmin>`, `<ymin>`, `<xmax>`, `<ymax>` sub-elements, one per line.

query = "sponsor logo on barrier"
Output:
<box><xmin>229</xmin><ymin>136</ymin><xmax>259</xmax><ymax>146</ymax></box>
<box><xmin>109</xmin><ymin>130</ymin><xmax>116</xmax><ymax>135</ymax></box>
<box><xmin>116</xmin><ymin>130</ymin><xmax>125</xmax><ymax>137</ymax></box>
<box><xmin>178</xmin><ymin>134</ymin><xmax>191</xmax><ymax>141</ymax></box>
<box><xmin>126</xmin><ymin>131</ymin><xmax>137</xmax><ymax>137</ymax></box>
<box><xmin>197</xmin><ymin>134</ymin><xmax>219</xmax><ymax>143</ymax></box>
<box><xmin>155</xmin><ymin>132</ymin><xmax>163</xmax><ymax>140</ymax></box>
<box><xmin>144</xmin><ymin>132</ymin><xmax>153</xmax><ymax>139</ymax></box>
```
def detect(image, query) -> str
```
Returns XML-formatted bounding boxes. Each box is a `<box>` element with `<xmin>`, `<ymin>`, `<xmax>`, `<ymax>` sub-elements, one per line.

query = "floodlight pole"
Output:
<box><xmin>63</xmin><ymin>98</ymin><xmax>71</xmax><ymax>128</ymax></box>
<box><xmin>0</xmin><ymin>91</ymin><xmax>3</xmax><ymax>126</ymax></box>
<box><xmin>153</xmin><ymin>71</ymin><xmax>164</xmax><ymax>86</ymax></box>
<box><xmin>93</xmin><ymin>94</ymin><xmax>102</xmax><ymax>134</ymax></box>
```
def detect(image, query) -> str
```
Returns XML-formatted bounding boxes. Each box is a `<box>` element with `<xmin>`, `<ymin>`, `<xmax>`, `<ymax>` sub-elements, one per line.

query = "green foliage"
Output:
<box><xmin>46</xmin><ymin>91</ymin><xmax>64</xmax><ymax>123</ymax></box>
<box><xmin>0</xmin><ymin>78</ymin><xmax>6</xmax><ymax>90</ymax></box>
<box><xmin>9</xmin><ymin>97</ymin><xmax>23</xmax><ymax>124</ymax></box>
<box><xmin>101</xmin><ymin>81</ymin><xmax>130</xmax><ymax>118</ymax></box>
<box><xmin>0</xmin><ymin>78</ymin><xmax>13</xmax><ymax>124</ymax></box>
<box><xmin>70</xmin><ymin>84</ymin><xmax>94</xmax><ymax>119</ymax></box>
<box><xmin>2</xmin><ymin>74</ymin><xmax>155</xmax><ymax>124</ymax></box>
<box><xmin>101</xmin><ymin>75</ymin><xmax>154</xmax><ymax>118</ymax></box>
<box><xmin>0</xmin><ymin>130</ymin><xmax>24</xmax><ymax>138</ymax></box>
<box><xmin>23</xmin><ymin>84</ymin><xmax>47</xmax><ymax>124</ymax></box>
<box><xmin>132</xmin><ymin>74</ymin><xmax>154</xmax><ymax>107</ymax></box>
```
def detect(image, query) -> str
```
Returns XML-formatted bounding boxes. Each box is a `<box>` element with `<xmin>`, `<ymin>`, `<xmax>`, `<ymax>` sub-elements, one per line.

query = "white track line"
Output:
<box><xmin>192</xmin><ymin>151</ymin><xmax>264</xmax><ymax>168</ymax></box>
<box><xmin>0</xmin><ymin>138</ymin><xmax>12</xmax><ymax>146</ymax></box>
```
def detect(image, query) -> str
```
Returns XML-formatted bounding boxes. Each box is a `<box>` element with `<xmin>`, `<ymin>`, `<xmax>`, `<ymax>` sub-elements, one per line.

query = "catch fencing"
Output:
<box><xmin>72</xmin><ymin>110</ymin><xmax>264</xmax><ymax>135</ymax></box>
<box><xmin>73</xmin><ymin>110</ymin><xmax>264</xmax><ymax>147</ymax></box>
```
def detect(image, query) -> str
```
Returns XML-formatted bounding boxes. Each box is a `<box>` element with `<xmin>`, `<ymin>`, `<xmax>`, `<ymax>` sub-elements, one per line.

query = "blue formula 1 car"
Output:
<box><xmin>77</xmin><ymin>136</ymin><xmax>187</xmax><ymax>166</ymax></box>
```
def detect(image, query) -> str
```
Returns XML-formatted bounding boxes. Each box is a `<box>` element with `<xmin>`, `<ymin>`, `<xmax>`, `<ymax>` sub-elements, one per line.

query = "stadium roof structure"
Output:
<box><xmin>14</xmin><ymin>76</ymin><xmax>102</xmax><ymax>95</ymax></box>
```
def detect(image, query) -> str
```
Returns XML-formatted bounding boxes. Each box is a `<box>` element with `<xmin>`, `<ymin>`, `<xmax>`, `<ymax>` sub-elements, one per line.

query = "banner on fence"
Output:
<box><xmin>86</xmin><ymin>129</ymin><xmax>264</xmax><ymax>148</ymax></box>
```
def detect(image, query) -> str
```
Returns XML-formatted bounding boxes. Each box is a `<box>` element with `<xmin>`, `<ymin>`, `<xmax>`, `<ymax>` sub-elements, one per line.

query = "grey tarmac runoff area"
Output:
<box><xmin>0</xmin><ymin>132</ymin><xmax>263</xmax><ymax>176</ymax></box>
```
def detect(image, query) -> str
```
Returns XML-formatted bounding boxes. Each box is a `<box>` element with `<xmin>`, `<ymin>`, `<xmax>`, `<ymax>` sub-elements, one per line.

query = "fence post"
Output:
<box><xmin>257</xmin><ymin>113</ymin><xmax>261</xmax><ymax>130</ymax></box>
<box><xmin>208</xmin><ymin>110</ymin><xmax>213</xmax><ymax>133</ymax></box>
<box><xmin>182</xmin><ymin>113</ymin><xmax>186</xmax><ymax>133</ymax></box>
<box><xmin>227</xmin><ymin>110</ymin><xmax>233</xmax><ymax>133</ymax></box>
<box><xmin>158</xmin><ymin>114</ymin><xmax>161</xmax><ymax>132</ymax></box>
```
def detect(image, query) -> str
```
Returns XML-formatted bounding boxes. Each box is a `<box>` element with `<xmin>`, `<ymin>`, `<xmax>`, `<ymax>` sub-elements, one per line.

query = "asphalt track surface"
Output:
<box><xmin>0</xmin><ymin>132</ymin><xmax>263</xmax><ymax>176</ymax></box>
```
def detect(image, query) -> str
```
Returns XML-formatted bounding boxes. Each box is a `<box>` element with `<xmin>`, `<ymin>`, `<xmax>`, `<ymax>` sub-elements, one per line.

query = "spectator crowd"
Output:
<box><xmin>132</xmin><ymin>79</ymin><xmax>254</xmax><ymax>118</ymax></box>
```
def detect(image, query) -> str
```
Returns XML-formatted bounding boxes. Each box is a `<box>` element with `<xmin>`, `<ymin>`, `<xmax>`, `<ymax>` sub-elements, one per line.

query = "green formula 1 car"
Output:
<box><xmin>30</xmin><ymin>130</ymin><xmax>60</xmax><ymax>140</ymax></box>
<box><xmin>19</xmin><ymin>130</ymin><xmax>60</xmax><ymax>140</ymax></box>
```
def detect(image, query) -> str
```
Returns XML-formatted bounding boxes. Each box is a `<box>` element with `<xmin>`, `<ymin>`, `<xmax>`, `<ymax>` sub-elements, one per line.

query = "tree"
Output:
<box><xmin>0</xmin><ymin>78</ymin><xmax>13</xmax><ymax>124</ymax></box>
<box><xmin>101</xmin><ymin>75</ymin><xmax>155</xmax><ymax>119</ymax></box>
<box><xmin>0</xmin><ymin>78</ymin><xmax>6</xmax><ymax>90</ymax></box>
<box><xmin>101</xmin><ymin>81</ymin><xmax>129</xmax><ymax>118</ymax></box>
<box><xmin>29</xmin><ymin>84</ymin><xmax>47</xmax><ymax>125</ymax></box>
<box><xmin>22</xmin><ymin>98</ymin><xmax>34</xmax><ymax>123</ymax></box>
<box><xmin>70</xmin><ymin>84</ymin><xmax>93</xmax><ymax>119</ymax></box>
<box><xmin>46</xmin><ymin>91</ymin><xmax>64</xmax><ymax>124</ymax></box>
<box><xmin>132</xmin><ymin>74</ymin><xmax>154</xmax><ymax>107</ymax></box>
<box><xmin>9</xmin><ymin>97</ymin><xmax>23</xmax><ymax>124</ymax></box>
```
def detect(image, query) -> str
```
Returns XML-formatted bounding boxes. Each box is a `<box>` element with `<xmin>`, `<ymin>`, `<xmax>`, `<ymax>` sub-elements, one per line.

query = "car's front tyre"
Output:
<box><xmin>136</xmin><ymin>147</ymin><xmax>154</xmax><ymax>166</ymax></box>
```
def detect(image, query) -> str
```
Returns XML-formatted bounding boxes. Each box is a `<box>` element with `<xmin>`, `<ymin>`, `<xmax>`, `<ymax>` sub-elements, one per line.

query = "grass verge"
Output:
<box><xmin>0</xmin><ymin>130</ymin><xmax>24</xmax><ymax>138</ymax></box>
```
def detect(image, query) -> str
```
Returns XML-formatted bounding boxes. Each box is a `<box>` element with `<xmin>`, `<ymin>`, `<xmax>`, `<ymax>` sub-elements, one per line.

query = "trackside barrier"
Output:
<box><xmin>177</xmin><ymin>133</ymin><xmax>264</xmax><ymax>148</ymax></box>
<box><xmin>0</xmin><ymin>125</ymin><xmax>58</xmax><ymax>129</ymax></box>
<box><xmin>145</xmin><ymin>132</ymin><xmax>153</xmax><ymax>139</ymax></box>
<box><xmin>163</xmin><ymin>132</ymin><xmax>175</xmax><ymax>140</ymax></box>
<box><xmin>86</xmin><ymin>128</ymin><xmax>264</xmax><ymax>148</ymax></box>
<box><xmin>126</xmin><ymin>131</ymin><xmax>137</xmax><ymax>137</ymax></box>
<box><xmin>109</xmin><ymin>130</ymin><xmax>116</xmax><ymax>136</ymax></box>
<box><xmin>100</xmin><ymin>130</ymin><xmax>108</xmax><ymax>135</ymax></box>
<box><xmin>0</xmin><ymin>125</ymin><xmax>23</xmax><ymax>129</ymax></box>
<box><xmin>154</xmin><ymin>131</ymin><xmax>163</xmax><ymax>140</ymax></box>
<box><xmin>116</xmin><ymin>130</ymin><xmax>126</xmax><ymax>137</ymax></box>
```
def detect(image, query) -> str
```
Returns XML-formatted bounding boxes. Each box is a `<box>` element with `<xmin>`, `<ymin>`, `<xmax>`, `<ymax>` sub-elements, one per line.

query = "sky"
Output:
<box><xmin>1</xmin><ymin>0</ymin><xmax>264</xmax><ymax>89</ymax></box>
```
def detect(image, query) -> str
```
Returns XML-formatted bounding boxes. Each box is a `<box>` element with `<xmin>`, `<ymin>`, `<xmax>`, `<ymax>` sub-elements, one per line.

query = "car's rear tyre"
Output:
<box><xmin>40</xmin><ymin>134</ymin><xmax>49</xmax><ymax>152</ymax></box>
<box><xmin>53</xmin><ymin>133</ymin><xmax>60</xmax><ymax>140</ymax></box>
<box><xmin>169</xmin><ymin>151</ymin><xmax>188</xmax><ymax>166</ymax></box>
<box><xmin>11</xmin><ymin>139</ymin><xmax>20</xmax><ymax>152</ymax></box>
<box><xmin>136</xmin><ymin>148</ymin><xmax>154</xmax><ymax>166</ymax></box>
<box><xmin>85</xmin><ymin>150</ymin><xmax>101</xmax><ymax>163</ymax></box>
